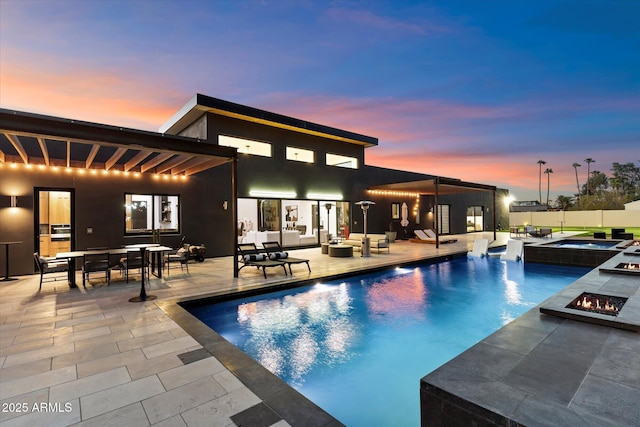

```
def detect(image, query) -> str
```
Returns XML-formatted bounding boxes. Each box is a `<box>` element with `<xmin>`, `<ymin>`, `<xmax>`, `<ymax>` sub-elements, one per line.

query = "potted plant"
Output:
<box><xmin>385</xmin><ymin>222</ymin><xmax>397</xmax><ymax>243</ymax></box>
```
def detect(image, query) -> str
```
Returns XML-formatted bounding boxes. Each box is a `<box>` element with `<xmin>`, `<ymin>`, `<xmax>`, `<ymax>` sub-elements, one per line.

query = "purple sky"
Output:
<box><xmin>1</xmin><ymin>0</ymin><xmax>638</xmax><ymax>201</ymax></box>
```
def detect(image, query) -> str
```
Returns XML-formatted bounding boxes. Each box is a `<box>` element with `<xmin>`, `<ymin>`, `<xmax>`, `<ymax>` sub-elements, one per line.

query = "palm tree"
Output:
<box><xmin>544</xmin><ymin>168</ymin><xmax>553</xmax><ymax>206</ymax></box>
<box><xmin>584</xmin><ymin>158</ymin><xmax>595</xmax><ymax>195</ymax></box>
<box><xmin>572</xmin><ymin>162</ymin><xmax>581</xmax><ymax>197</ymax></box>
<box><xmin>537</xmin><ymin>160</ymin><xmax>546</xmax><ymax>203</ymax></box>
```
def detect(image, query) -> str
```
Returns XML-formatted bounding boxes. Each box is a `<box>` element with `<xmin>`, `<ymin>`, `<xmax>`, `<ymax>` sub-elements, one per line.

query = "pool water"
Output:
<box><xmin>189</xmin><ymin>257</ymin><xmax>589</xmax><ymax>427</ymax></box>
<box><xmin>545</xmin><ymin>239</ymin><xmax>618</xmax><ymax>249</ymax></box>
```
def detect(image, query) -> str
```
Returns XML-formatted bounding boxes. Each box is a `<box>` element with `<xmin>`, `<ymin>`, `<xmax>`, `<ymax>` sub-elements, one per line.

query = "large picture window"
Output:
<box><xmin>326</xmin><ymin>153</ymin><xmax>358</xmax><ymax>169</ymax></box>
<box><xmin>125</xmin><ymin>194</ymin><xmax>180</xmax><ymax>234</ymax></box>
<box><xmin>219</xmin><ymin>135</ymin><xmax>272</xmax><ymax>157</ymax></box>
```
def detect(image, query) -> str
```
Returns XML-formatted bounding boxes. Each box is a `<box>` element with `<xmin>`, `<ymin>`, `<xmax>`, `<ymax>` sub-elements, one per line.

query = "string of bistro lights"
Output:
<box><xmin>367</xmin><ymin>189</ymin><xmax>421</xmax><ymax>217</ymax></box>
<box><xmin>1</xmin><ymin>161</ymin><xmax>189</xmax><ymax>180</ymax></box>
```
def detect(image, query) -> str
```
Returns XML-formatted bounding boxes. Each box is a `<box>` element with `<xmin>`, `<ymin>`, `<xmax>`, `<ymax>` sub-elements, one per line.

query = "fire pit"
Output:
<box><xmin>616</xmin><ymin>262</ymin><xmax>640</xmax><ymax>270</ymax></box>
<box><xmin>599</xmin><ymin>262</ymin><xmax>640</xmax><ymax>275</ymax></box>
<box><xmin>566</xmin><ymin>292</ymin><xmax>628</xmax><ymax>317</ymax></box>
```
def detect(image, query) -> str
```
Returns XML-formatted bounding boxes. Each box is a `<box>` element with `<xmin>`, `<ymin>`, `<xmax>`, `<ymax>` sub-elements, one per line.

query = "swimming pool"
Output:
<box><xmin>189</xmin><ymin>257</ymin><xmax>589</xmax><ymax>427</ymax></box>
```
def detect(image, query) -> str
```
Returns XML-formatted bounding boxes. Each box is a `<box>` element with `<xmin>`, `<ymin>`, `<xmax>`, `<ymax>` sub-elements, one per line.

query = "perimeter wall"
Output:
<box><xmin>509</xmin><ymin>210</ymin><xmax>640</xmax><ymax>228</ymax></box>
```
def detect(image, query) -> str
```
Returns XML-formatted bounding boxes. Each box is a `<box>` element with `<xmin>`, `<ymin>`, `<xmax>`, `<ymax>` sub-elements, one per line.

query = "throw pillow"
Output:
<box><xmin>268</xmin><ymin>251</ymin><xmax>289</xmax><ymax>260</ymax></box>
<box><xmin>243</xmin><ymin>254</ymin><xmax>266</xmax><ymax>262</ymax></box>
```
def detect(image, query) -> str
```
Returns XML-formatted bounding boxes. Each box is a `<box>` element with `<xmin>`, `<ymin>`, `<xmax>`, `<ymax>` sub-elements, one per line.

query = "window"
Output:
<box><xmin>466</xmin><ymin>206</ymin><xmax>483</xmax><ymax>232</ymax></box>
<box><xmin>286</xmin><ymin>146</ymin><xmax>315</xmax><ymax>163</ymax></box>
<box><xmin>438</xmin><ymin>205</ymin><xmax>450</xmax><ymax>234</ymax></box>
<box><xmin>125</xmin><ymin>194</ymin><xmax>180</xmax><ymax>234</ymax></box>
<box><xmin>391</xmin><ymin>203</ymin><xmax>400</xmax><ymax>220</ymax></box>
<box><xmin>219</xmin><ymin>135</ymin><xmax>272</xmax><ymax>157</ymax></box>
<box><xmin>326</xmin><ymin>153</ymin><xmax>358</xmax><ymax>169</ymax></box>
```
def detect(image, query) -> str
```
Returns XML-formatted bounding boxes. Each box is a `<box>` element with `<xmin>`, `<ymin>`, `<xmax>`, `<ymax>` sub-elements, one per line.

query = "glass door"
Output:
<box><xmin>36</xmin><ymin>189</ymin><xmax>73</xmax><ymax>257</ymax></box>
<box><xmin>466</xmin><ymin>206</ymin><xmax>484</xmax><ymax>232</ymax></box>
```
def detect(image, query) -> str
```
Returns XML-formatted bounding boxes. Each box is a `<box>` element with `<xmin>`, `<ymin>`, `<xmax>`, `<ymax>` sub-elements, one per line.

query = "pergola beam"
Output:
<box><xmin>36</xmin><ymin>137</ymin><xmax>50</xmax><ymax>165</ymax></box>
<box><xmin>105</xmin><ymin>147</ymin><xmax>127</xmax><ymax>170</ymax></box>
<box><xmin>4</xmin><ymin>133</ymin><xmax>28</xmax><ymax>164</ymax></box>
<box><xmin>86</xmin><ymin>145</ymin><xmax>100</xmax><ymax>169</ymax></box>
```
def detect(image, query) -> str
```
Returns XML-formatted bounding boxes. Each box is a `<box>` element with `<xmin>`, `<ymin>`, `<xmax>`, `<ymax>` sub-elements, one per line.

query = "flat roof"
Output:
<box><xmin>0</xmin><ymin>109</ymin><xmax>237</xmax><ymax>175</ymax></box>
<box><xmin>369</xmin><ymin>177</ymin><xmax>497</xmax><ymax>195</ymax></box>
<box><xmin>160</xmin><ymin>94</ymin><xmax>379</xmax><ymax>148</ymax></box>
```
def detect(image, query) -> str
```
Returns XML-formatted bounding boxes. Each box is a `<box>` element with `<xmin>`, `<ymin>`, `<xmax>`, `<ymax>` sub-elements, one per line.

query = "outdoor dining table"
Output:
<box><xmin>55</xmin><ymin>248</ymin><xmax>131</xmax><ymax>288</ymax></box>
<box><xmin>1</xmin><ymin>241</ymin><xmax>23</xmax><ymax>281</ymax></box>
<box><xmin>55</xmin><ymin>245</ymin><xmax>172</xmax><ymax>296</ymax></box>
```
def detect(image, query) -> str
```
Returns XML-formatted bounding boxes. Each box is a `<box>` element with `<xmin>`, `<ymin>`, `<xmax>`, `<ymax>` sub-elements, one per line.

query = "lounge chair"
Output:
<box><xmin>409</xmin><ymin>229</ymin><xmax>458</xmax><ymax>244</ymax></box>
<box><xmin>500</xmin><ymin>240</ymin><xmax>523</xmax><ymax>261</ymax></box>
<box><xmin>467</xmin><ymin>239</ymin><xmax>489</xmax><ymax>257</ymax></box>
<box><xmin>237</xmin><ymin>243</ymin><xmax>287</xmax><ymax>278</ymax></box>
<box><xmin>262</xmin><ymin>241</ymin><xmax>311</xmax><ymax>275</ymax></box>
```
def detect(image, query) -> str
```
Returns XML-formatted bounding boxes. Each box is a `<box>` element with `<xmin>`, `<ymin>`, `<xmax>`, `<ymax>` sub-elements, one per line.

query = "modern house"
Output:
<box><xmin>0</xmin><ymin>94</ymin><xmax>507</xmax><ymax>278</ymax></box>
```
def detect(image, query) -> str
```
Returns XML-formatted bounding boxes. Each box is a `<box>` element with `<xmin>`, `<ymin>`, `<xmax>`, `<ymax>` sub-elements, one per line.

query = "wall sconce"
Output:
<box><xmin>10</xmin><ymin>196</ymin><xmax>17</xmax><ymax>207</ymax></box>
<box><xmin>222</xmin><ymin>201</ymin><xmax>228</xmax><ymax>210</ymax></box>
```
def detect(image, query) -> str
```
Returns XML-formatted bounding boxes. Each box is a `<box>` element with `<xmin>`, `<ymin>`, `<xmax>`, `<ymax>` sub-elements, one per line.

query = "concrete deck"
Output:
<box><xmin>4</xmin><ymin>231</ymin><xmax>633</xmax><ymax>427</ymax></box>
<box><xmin>421</xmin><ymin>249</ymin><xmax>640</xmax><ymax>427</ymax></box>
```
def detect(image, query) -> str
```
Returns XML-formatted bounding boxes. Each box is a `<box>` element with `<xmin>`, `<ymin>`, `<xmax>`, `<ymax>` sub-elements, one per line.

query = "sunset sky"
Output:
<box><xmin>1</xmin><ymin>0</ymin><xmax>638</xmax><ymax>202</ymax></box>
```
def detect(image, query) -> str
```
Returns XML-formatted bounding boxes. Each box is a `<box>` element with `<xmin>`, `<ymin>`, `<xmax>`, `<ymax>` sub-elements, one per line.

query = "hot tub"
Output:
<box><xmin>524</xmin><ymin>238</ymin><xmax>623</xmax><ymax>267</ymax></box>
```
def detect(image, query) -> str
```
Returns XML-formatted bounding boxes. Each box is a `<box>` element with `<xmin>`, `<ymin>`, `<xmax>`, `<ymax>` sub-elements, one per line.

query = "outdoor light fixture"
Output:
<box><xmin>249</xmin><ymin>190</ymin><xmax>297</xmax><ymax>198</ymax></box>
<box><xmin>10</xmin><ymin>196</ymin><xmax>17</xmax><ymax>208</ymax></box>
<box><xmin>306</xmin><ymin>192</ymin><xmax>343</xmax><ymax>200</ymax></box>
<box><xmin>355</xmin><ymin>201</ymin><xmax>375</xmax><ymax>257</ymax></box>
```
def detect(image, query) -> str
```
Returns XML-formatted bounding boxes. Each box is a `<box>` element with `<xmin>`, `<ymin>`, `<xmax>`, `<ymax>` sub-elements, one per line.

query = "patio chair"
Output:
<box><xmin>34</xmin><ymin>252</ymin><xmax>69</xmax><ymax>290</ymax></box>
<box><xmin>165</xmin><ymin>245</ymin><xmax>190</xmax><ymax>276</ymax></box>
<box><xmin>500</xmin><ymin>240</ymin><xmax>523</xmax><ymax>261</ymax></box>
<box><xmin>467</xmin><ymin>239</ymin><xmax>489</xmax><ymax>257</ymax></box>
<box><xmin>237</xmin><ymin>243</ymin><xmax>287</xmax><ymax>278</ymax></box>
<box><xmin>121</xmin><ymin>250</ymin><xmax>149</xmax><ymax>283</ymax></box>
<box><xmin>262</xmin><ymin>241</ymin><xmax>311</xmax><ymax>275</ymax></box>
<box><xmin>83</xmin><ymin>251</ymin><xmax>110</xmax><ymax>287</ymax></box>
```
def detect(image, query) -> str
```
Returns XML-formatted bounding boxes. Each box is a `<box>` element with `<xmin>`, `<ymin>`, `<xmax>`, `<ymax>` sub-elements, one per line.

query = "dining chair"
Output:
<box><xmin>122</xmin><ymin>250</ymin><xmax>149</xmax><ymax>283</ymax></box>
<box><xmin>165</xmin><ymin>245</ymin><xmax>190</xmax><ymax>276</ymax></box>
<box><xmin>82</xmin><ymin>251</ymin><xmax>110</xmax><ymax>287</ymax></box>
<box><xmin>34</xmin><ymin>252</ymin><xmax>69</xmax><ymax>290</ymax></box>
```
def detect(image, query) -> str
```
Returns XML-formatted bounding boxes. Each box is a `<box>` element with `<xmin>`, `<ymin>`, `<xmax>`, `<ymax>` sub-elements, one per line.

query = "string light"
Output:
<box><xmin>3</xmin><ymin>162</ymin><xmax>188</xmax><ymax>181</ymax></box>
<box><xmin>367</xmin><ymin>189</ymin><xmax>420</xmax><ymax>197</ymax></box>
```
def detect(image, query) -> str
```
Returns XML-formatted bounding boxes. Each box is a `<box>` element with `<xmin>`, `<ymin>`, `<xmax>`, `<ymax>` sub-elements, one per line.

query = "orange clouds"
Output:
<box><xmin>0</xmin><ymin>55</ymin><xmax>180</xmax><ymax>131</ymax></box>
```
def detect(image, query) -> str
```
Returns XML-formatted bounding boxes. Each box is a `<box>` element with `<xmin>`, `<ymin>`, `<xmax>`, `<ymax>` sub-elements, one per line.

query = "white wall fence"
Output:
<box><xmin>509</xmin><ymin>210</ymin><xmax>640</xmax><ymax>228</ymax></box>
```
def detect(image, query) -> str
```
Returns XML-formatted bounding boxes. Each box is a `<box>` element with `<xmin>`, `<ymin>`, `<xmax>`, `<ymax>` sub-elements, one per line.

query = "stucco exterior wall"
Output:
<box><xmin>509</xmin><ymin>210</ymin><xmax>640</xmax><ymax>228</ymax></box>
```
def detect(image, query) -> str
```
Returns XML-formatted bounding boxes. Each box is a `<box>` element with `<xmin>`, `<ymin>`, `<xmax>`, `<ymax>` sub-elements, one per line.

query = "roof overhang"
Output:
<box><xmin>160</xmin><ymin>93</ymin><xmax>378</xmax><ymax>148</ymax></box>
<box><xmin>368</xmin><ymin>177</ymin><xmax>496</xmax><ymax>195</ymax></box>
<box><xmin>0</xmin><ymin>109</ymin><xmax>237</xmax><ymax>176</ymax></box>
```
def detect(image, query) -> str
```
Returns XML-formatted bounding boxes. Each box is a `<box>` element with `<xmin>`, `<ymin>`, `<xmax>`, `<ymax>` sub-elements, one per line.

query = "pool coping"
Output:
<box><xmin>157</xmin><ymin>253</ymin><xmax>463</xmax><ymax>427</ymax></box>
<box><xmin>421</xmin><ymin>251</ymin><xmax>640</xmax><ymax>426</ymax></box>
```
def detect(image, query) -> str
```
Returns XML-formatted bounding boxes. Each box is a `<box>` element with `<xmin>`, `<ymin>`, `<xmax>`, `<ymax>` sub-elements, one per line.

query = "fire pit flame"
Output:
<box><xmin>576</xmin><ymin>296</ymin><xmax>619</xmax><ymax>313</ymax></box>
<box><xmin>567</xmin><ymin>292</ymin><xmax>627</xmax><ymax>317</ymax></box>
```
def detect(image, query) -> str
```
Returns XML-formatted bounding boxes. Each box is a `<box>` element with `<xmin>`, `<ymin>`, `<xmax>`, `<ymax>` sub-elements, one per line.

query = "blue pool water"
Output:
<box><xmin>189</xmin><ymin>257</ymin><xmax>589</xmax><ymax>426</ymax></box>
<box><xmin>546</xmin><ymin>239</ymin><xmax>618</xmax><ymax>249</ymax></box>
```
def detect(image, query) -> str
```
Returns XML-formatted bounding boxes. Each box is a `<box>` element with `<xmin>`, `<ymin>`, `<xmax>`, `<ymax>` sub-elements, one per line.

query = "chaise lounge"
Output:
<box><xmin>262</xmin><ymin>241</ymin><xmax>311</xmax><ymax>275</ymax></box>
<box><xmin>410</xmin><ymin>229</ymin><xmax>458</xmax><ymax>244</ymax></box>
<box><xmin>237</xmin><ymin>243</ymin><xmax>288</xmax><ymax>278</ymax></box>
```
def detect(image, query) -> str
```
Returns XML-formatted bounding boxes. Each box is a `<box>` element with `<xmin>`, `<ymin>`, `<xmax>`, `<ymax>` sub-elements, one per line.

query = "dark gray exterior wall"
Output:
<box><xmin>0</xmin><ymin>165</ymin><xmax>234</xmax><ymax>276</ymax></box>
<box><xmin>1</xmin><ymin>106</ymin><xmax>507</xmax><ymax>277</ymax></box>
<box><xmin>200</xmin><ymin>112</ymin><xmax>505</xmax><ymax>237</ymax></box>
